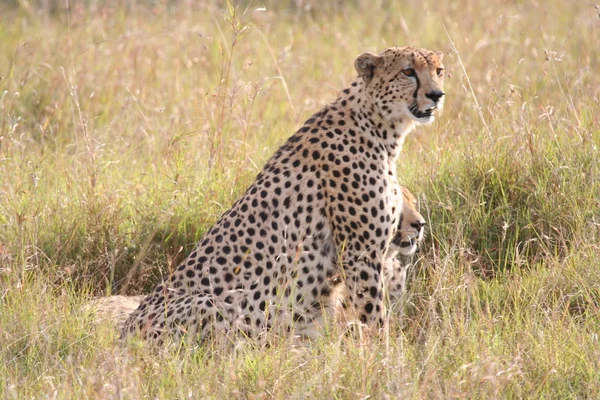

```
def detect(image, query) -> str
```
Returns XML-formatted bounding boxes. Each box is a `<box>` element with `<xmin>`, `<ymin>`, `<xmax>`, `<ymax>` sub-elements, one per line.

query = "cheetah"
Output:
<box><xmin>122</xmin><ymin>46</ymin><xmax>445</xmax><ymax>344</ymax></box>
<box><xmin>336</xmin><ymin>185</ymin><xmax>426</xmax><ymax>330</ymax></box>
<box><xmin>384</xmin><ymin>186</ymin><xmax>426</xmax><ymax>306</ymax></box>
<box><xmin>86</xmin><ymin>187</ymin><xmax>425</xmax><ymax>333</ymax></box>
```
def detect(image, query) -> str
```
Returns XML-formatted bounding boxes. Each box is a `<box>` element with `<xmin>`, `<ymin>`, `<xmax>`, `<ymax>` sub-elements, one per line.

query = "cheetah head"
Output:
<box><xmin>354</xmin><ymin>46</ymin><xmax>445</xmax><ymax>125</ymax></box>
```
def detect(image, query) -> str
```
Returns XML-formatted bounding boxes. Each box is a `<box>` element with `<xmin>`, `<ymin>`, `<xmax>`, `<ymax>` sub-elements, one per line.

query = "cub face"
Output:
<box><xmin>389</xmin><ymin>186</ymin><xmax>426</xmax><ymax>257</ymax></box>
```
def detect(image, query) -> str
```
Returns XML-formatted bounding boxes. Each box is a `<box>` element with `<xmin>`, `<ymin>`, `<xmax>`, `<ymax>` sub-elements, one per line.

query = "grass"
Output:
<box><xmin>1</xmin><ymin>0</ymin><xmax>599</xmax><ymax>398</ymax></box>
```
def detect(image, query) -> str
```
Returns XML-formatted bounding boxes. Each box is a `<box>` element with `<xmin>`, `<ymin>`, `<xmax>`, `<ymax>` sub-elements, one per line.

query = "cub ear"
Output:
<box><xmin>435</xmin><ymin>51</ymin><xmax>444</xmax><ymax>61</ymax></box>
<box><xmin>354</xmin><ymin>52</ymin><xmax>382</xmax><ymax>85</ymax></box>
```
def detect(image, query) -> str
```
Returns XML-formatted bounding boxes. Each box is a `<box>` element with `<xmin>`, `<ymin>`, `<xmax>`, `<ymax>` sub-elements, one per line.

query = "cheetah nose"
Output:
<box><xmin>425</xmin><ymin>90</ymin><xmax>445</xmax><ymax>103</ymax></box>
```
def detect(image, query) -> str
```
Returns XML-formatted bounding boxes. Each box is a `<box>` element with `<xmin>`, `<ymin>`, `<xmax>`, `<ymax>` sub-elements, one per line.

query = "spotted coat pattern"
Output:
<box><xmin>122</xmin><ymin>46</ymin><xmax>445</xmax><ymax>344</ymax></box>
<box><xmin>385</xmin><ymin>186</ymin><xmax>426</xmax><ymax>305</ymax></box>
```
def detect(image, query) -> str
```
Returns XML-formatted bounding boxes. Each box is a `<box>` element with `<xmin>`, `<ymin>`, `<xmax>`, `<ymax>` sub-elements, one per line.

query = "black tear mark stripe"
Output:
<box><xmin>413</xmin><ymin>74</ymin><xmax>420</xmax><ymax>100</ymax></box>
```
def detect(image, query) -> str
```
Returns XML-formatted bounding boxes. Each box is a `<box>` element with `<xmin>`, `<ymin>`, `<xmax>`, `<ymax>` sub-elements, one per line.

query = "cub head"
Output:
<box><xmin>390</xmin><ymin>186</ymin><xmax>426</xmax><ymax>257</ymax></box>
<box><xmin>354</xmin><ymin>46</ymin><xmax>445</xmax><ymax>124</ymax></box>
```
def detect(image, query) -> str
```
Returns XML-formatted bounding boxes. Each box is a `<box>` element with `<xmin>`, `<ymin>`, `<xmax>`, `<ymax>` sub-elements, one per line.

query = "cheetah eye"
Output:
<box><xmin>401</xmin><ymin>68</ymin><xmax>415</xmax><ymax>77</ymax></box>
<box><xmin>436</xmin><ymin>68</ymin><xmax>444</xmax><ymax>77</ymax></box>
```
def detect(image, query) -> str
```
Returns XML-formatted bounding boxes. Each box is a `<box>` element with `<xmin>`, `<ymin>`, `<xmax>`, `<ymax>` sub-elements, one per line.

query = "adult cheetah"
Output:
<box><xmin>122</xmin><ymin>46</ymin><xmax>445</xmax><ymax>344</ymax></box>
<box><xmin>87</xmin><ymin>186</ymin><xmax>425</xmax><ymax>334</ymax></box>
<box><xmin>85</xmin><ymin>187</ymin><xmax>425</xmax><ymax>335</ymax></box>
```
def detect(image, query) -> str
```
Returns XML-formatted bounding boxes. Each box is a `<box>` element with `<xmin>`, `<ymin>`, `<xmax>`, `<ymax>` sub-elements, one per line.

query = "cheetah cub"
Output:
<box><xmin>385</xmin><ymin>186</ymin><xmax>426</xmax><ymax>308</ymax></box>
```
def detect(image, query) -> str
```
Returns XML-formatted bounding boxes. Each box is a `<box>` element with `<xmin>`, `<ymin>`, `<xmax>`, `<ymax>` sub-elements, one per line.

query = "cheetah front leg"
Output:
<box><xmin>325</xmin><ymin>176</ymin><xmax>399</xmax><ymax>332</ymax></box>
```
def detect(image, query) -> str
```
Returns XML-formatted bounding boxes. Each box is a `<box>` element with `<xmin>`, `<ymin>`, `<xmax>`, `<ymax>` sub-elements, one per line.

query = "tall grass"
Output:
<box><xmin>1</xmin><ymin>0</ymin><xmax>599</xmax><ymax>398</ymax></box>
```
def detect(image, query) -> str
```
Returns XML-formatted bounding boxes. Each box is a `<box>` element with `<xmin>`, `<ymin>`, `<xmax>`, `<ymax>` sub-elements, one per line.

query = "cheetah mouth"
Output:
<box><xmin>408</xmin><ymin>104</ymin><xmax>436</xmax><ymax>120</ymax></box>
<box><xmin>399</xmin><ymin>239</ymin><xmax>417</xmax><ymax>249</ymax></box>
<box><xmin>398</xmin><ymin>238</ymin><xmax>419</xmax><ymax>256</ymax></box>
<box><xmin>398</xmin><ymin>240</ymin><xmax>419</xmax><ymax>257</ymax></box>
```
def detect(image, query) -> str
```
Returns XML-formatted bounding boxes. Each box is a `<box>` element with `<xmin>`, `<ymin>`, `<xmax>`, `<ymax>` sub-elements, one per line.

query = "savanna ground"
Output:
<box><xmin>1</xmin><ymin>0</ymin><xmax>599</xmax><ymax>398</ymax></box>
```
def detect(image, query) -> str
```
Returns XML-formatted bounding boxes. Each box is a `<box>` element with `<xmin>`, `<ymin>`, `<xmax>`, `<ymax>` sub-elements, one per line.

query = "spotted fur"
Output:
<box><xmin>385</xmin><ymin>186</ymin><xmax>426</xmax><ymax>305</ymax></box>
<box><xmin>85</xmin><ymin>295</ymin><xmax>147</xmax><ymax>332</ymax></box>
<box><xmin>121</xmin><ymin>46</ymin><xmax>445</xmax><ymax>344</ymax></box>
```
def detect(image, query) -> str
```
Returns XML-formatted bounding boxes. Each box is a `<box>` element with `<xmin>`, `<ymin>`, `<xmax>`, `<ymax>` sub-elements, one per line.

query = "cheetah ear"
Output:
<box><xmin>354</xmin><ymin>52</ymin><xmax>382</xmax><ymax>85</ymax></box>
<box><xmin>435</xmin><ymin>51</ymin><xmax>444</xmax><ymax>61</ymax></box>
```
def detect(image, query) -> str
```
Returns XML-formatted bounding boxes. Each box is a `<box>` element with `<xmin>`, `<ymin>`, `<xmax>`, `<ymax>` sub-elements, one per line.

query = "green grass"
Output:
<box><xmin>1</xmin><ymin>0</ymin><xmax>599</xmax><ymax>398</ymax></box>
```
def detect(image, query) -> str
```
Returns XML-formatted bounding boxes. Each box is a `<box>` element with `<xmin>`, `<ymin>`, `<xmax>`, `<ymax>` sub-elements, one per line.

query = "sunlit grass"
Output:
<box><xmin>1</xmin><ymin>0</ymin><xmax>599</xmax><ymax>398</ymax></box>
